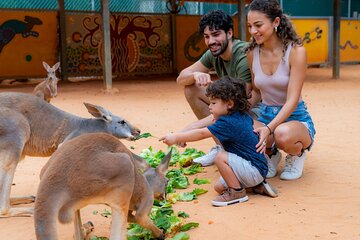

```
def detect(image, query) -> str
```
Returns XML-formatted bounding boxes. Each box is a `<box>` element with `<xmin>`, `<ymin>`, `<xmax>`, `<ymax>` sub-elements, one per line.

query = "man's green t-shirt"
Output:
<box><xmin>200</xmin><ymin>39</ymin><xmax>251</xmax><ymax>83</ymax></box>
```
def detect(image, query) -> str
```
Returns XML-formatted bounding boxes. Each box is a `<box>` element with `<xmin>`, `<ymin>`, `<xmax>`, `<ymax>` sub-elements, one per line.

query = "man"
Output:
<box><xmin>178</xmin><ymin>10</ymin><xmax>251</xmax><ymax>120</ymax></box>
<box><xmin>176</xmin><ymin>10</ymin><xmax>252</xmax><ymax>166</ymax></box>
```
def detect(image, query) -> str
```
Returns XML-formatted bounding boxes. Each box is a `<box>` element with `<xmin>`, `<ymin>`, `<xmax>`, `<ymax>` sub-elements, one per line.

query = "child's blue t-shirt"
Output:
<box><xmin>207</xmin><ymin>111</ymin><xmax>268</xmax><ymax>178</ymax></box>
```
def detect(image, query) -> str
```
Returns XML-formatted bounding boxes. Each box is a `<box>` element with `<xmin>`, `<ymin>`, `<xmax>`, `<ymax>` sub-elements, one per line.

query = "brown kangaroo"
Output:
<box><xmin>34</xmin><ymin>133</ymin><xmax>170</xmax><ymax>240</ymax></box>
<box><xmin>32</xmin><ymin>61</ymin><xmax>60</xmax><ymax>103</ymax></box>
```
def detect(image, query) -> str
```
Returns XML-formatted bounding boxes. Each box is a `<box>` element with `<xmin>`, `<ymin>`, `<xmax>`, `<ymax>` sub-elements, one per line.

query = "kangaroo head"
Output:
<box><xmin>83</xmin><ymin>102</ymin><xmax>141</xmax><ymax>140</ymax></box>
<box><xmin>142</xmin><ymin>151</ymin><xmax>172</xmax><ymax>200</ymax></box>
<box><xmin>43</xmin><ymin>61</ymin><xmax>60</xmax><ymax>97</ymax></box>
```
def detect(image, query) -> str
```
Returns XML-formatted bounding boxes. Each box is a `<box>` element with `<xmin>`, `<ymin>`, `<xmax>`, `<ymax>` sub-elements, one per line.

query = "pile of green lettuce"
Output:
<box><xmin>91</xmin><ymin>145</ymin><xmax>211</xmax><ymax>240</ymax></box>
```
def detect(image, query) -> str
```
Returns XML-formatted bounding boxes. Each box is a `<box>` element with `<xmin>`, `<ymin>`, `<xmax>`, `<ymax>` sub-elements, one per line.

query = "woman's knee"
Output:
<box><xmin>273</xmin><ymin>125</ymin><xmax>292</xmax><ymax>149</ymax></box>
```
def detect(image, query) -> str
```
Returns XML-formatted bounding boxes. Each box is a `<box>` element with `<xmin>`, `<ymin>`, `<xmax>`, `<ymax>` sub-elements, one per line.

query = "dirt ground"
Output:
<box><xmin>0</xmin><ymin>65</ymin><xmax>359</xmax><ymax>240</ymax></box>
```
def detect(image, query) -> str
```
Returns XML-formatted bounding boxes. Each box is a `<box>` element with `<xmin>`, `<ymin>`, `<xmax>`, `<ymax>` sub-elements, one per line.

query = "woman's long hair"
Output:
<box><xmin>246</xmin><ymin>0</ymin><xmax>303</xmax><ymax>53</ymax></box>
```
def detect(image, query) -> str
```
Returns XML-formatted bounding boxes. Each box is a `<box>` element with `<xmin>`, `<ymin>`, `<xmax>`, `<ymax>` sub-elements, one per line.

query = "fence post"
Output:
<box><xmin>332</xmin><ymin>0</ymin><xmax>340</xmax><ymax>79</ymax></box>
<box><xmin>58</xmin><ymin>0</ymin><xmax>68</xmax><ymax>82</ymax></box>
<box><xmin>101</xmin><ymin>0</ymin><xmax>112</xmax><ymax>90</ymax></box>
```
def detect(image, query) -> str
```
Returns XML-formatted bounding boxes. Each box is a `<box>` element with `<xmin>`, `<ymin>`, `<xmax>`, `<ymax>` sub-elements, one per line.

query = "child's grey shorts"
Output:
<box><xmin>219</xmin><ymin>152</ymin><xmax>264</xmax><ymax>188</ymax></box>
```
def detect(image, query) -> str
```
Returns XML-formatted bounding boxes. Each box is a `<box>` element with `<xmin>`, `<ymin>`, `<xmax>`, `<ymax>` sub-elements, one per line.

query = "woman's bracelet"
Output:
<box><xmin>265</xmin><ymin>125</ymin><xmax>273</xmax><ymax>135</ymax></box>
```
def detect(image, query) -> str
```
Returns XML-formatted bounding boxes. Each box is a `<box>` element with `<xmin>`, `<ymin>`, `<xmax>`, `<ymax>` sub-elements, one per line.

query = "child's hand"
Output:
<box><xmin>159</xmin><ymin>133</ymin><xmax>177</xmax><ymax>146</ymax></box>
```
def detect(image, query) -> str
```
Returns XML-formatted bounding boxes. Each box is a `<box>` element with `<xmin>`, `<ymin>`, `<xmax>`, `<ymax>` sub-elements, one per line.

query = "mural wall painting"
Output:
<box><xmin>66</xmin><ymin>14</ymin><xmax>172</xmax><ymax>77</ymax></box>
<box><xmin>0</xmin><ymin>16</ymin><xmax>42</xmax><ymax>53</ymax></box>
<box><xmin>183</xmin><ymin>31</ymin><xmax>207</xmax><ymax>62</ymax></box>
<box><xmin>0</xmin><ymin>12</ymin><xmax>58</xmax><ymax>78</ymax></box>
<box><xmin>340</xmin><ymin>20</ymin><xmax>359</xmax><ymax>62</ymax></box>
<box><xmin>302</xmin><ymin>27</ymin><xmax>323</xmax><ymax>44</ymax></box>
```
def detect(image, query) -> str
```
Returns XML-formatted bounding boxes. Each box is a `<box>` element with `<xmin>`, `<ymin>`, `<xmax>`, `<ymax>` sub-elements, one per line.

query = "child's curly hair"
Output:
<box><xmin>205</xmin><ymin>76</ymin><xmax>250</xmax><ymax>114</ymax></box>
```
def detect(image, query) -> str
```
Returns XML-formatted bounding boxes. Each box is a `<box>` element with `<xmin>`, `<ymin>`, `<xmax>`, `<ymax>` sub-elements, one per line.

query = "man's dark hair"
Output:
<box><xmin>206</xmin><ymin>76</ymin><xmax>250</xmax><ymax>114</ymax></box>
<box><xmin>199</xmin><ymin>10</ymin><xmax>234</xmax><ymax>35</ymax></box>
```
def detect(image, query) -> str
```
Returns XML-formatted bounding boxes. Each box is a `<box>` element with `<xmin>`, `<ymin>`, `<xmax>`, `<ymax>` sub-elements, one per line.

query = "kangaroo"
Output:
<box><xmin>35</xmin><ymin>133</ymin><xmax>170</xmax><ymax>240</ymax></box>
<box><xmin>0</xmin><ymin>92</ymin><xmax>140</xmax><ymax>218</ymax></box>
<box><xmin>33</xmin><ymin>61</ymin><xmax>60</xmax><ymax>103</ymax></box>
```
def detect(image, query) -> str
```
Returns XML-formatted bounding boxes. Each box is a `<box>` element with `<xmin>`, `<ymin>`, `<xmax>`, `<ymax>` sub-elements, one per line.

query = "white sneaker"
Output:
<box><xmin>280</xmin><ymin>152</ymin><xmax>306</xmax><ymax>180</ymax></box>
<box><xmin>266</xmin><ymin>150</ymin><xmax>282</xmax><ymax>178</ymax></box>
<box><xmin>193</xmin><ymin>145</ymin><xmax>222</xmax><ymax>166</ymax></box>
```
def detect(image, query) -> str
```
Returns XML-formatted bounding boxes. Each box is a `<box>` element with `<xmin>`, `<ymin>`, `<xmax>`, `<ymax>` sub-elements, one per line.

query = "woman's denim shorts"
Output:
<box><xmin>257</xmin><ymin>101</ymin><xmax>316</xmax><ymax>150</ymax></box>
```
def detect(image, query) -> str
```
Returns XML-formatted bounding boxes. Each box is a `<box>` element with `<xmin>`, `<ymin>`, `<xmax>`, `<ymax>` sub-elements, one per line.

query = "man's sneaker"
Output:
<box><xmin>193</xmin><ymin>145</ymin><xmax>222</xmax><ymax>166</ymax></box>
<box><xmin>252</xmin><ymin>180</ymin><xmax>278</xmax><ymax>198</ymax></box>
<box><xmin>266</xmin><ymin>150</ymin><xmax>282</xmax><ymax>178</ymax></box>
<box><xmin>211</xmin><ymin>188</ymin><xmax>249</xmax><ymax>207</ymax></box>
<box><xmin>280</xmin><ymin>152</ymin><xmax>306</xmax><ymax>180</ymax></box>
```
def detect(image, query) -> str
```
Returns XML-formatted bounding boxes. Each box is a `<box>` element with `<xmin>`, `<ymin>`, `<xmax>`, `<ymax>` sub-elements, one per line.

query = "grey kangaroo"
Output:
<box><xmin>35</xmin><ymin>132</ymin><xmax>170</xmax><ymax>240</ymax></box>
<box><xmin>0</xmin><ymin>92</ymin><xmax>140</xmax><ymax>218</ymax></box>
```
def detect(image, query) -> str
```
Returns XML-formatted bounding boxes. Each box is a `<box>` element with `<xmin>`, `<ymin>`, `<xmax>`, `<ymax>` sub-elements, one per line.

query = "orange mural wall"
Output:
<box><xmin>292</xmin><ymin>19</ymin><xmax>329</xmax><ymax>64</ymax></box>
<box><xmin>340</xmin><ymin>20</ymin><xmax>360</xmax><ymax>62</ymax></box>
<box><xmin>0</xmin><ymin>11</ymin><xmax>58</xmax><ymax>79</ymax></box>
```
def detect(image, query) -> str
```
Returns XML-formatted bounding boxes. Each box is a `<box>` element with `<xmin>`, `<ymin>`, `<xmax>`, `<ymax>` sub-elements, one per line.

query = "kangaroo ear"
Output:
<box><xmin>52</xmin><ymin>62</ymin><xmax>60</xmax><ymax>71</ymax></box>
<box><xmin>42</xmin><ymin>61</ymin><xmax>51</xmax><ymax>72</ymax></box>
<box><xmin>157</xmin><ymin>151</ymin><xmax>172</xmax><ymax>174</ymax></box>
<box><xmin>131</xmin><ymin>153</ymin><xmax>151</xmax><ymax>172</ymax></box>
<box><xmin>83</xmin><ymin>102</ymin><xmax>112</xmax><ymax>122</ymax></box>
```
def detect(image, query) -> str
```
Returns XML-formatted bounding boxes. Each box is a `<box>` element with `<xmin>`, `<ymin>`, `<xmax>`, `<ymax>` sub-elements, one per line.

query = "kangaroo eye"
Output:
<box><xmin>118</xmin><ymin>120</ymin><xmax>126</xmax><ymax>125</ymax></box>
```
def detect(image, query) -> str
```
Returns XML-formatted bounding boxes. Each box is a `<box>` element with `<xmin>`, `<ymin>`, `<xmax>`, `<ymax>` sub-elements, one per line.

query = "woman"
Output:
<box><xmin>246</xmin><ymin>0</ymin><xmax>316</xmax><ymax>180</ymax></box>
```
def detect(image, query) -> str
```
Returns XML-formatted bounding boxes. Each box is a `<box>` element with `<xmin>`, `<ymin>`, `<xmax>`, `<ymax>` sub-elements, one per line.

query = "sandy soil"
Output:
<box><xmin>0</xmin><ymin>65</ymin><xmax>359</xmax><ymax>240</ymax></box>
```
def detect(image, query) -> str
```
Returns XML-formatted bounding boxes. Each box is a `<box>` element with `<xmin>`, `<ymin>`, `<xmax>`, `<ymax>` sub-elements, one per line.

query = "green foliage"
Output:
<box><xmin>193</xmin><ymin>178</ymin><xmax>211</xmax><ymax>185</ymax></box>
<box><xmin>179</xmin><ymin>222</ymin><xmax>199</xmax><ymax>231</ymax></box>
<box><xmin>133</xmin><ymin>132</ymin><xmax>157</xmax><ymax>141</ymax></box>
<box><xmin>181</xmin><ymin>164</ymin><xmax>204</xmax><ymax>175</ymax></box>
<box><xmin>177</xmin><ymin>211</ymin><xmax>189</xmax><ymax>218</ymax></box>
<box><xmin>91</xmin><ymin>145</ymin><xmax>206</xmax><ymax>240</ymax></box>
<box><xmin>170</xmin><ymin>232</ymin><xmax>190</xmax><ymax>240</ymax></box>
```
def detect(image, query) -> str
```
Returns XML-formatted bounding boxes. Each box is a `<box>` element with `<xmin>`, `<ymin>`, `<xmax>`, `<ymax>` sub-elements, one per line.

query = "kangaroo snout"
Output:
<box><xmin>130</xmin><ymin>127</ymin><xmax>141</xmax><ymax>140</ymax></box>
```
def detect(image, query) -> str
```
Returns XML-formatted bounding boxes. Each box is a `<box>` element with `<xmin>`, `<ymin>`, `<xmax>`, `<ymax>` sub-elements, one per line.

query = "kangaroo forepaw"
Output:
<box><xmin>155</xmin><ymin>233</ymin><xmax>165</xmax><ymax>240</ymax></box>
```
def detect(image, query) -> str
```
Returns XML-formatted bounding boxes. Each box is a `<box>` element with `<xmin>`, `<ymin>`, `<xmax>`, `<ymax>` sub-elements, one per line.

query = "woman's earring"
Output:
<box><xmin>275</xmin><ymin>26</ymin><xmax>278</xmax><ymax>32</ymax></box>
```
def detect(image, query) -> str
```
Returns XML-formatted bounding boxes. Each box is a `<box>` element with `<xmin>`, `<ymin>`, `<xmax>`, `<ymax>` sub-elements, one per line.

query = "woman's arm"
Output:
<box><xmin>246</xmin><ymin>51</ymin><xmax>262</xmax><ymax>107</ymax></box>
<box><xmin>160</xmin><ymin>127</ymin><xmax>213</xmax><ymax>146</ymax></box>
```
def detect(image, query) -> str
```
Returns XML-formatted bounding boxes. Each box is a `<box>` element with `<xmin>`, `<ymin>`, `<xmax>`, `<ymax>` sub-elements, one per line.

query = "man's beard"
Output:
<box><xmin>210</xmin><ymin>38</ymin><xmax>229</xmax><ymax>57</ymax></box>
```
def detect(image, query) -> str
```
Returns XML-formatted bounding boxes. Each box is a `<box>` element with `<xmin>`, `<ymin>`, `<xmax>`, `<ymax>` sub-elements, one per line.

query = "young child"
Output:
<box><xmin>160</xmin><ymin>76</ymin><xmax>278</xmax><ymax>207</ymax></box>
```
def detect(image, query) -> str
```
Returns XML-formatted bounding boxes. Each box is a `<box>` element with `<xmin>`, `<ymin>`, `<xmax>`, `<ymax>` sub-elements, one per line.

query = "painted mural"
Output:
<box><xmin>292</xmin><ymin>19</ymin><xmax>329</xmax><ymax>64</ymax></box>
<box><xmin>0</xmin><ymin>16</ymin><xmax>43</xmax><ymax>53</ymax></box>
<box><xmin>0</xmin><ymin>12</ymin><xmax>58</xmax><ymax>78</ymax></box>
<box><xmin>340</xmin><ymin>20</ymin><xmax>359</xmax><ymax>62</ymax></box>
<box><xmin>0</xmin><ymin>11</ymin><xmax>359</xmax><ymax>79</ymax></box>
<box><xmin>66</xmin><ymin>13</ymin><xmax>172</xmax><ymax>77</ymax></box>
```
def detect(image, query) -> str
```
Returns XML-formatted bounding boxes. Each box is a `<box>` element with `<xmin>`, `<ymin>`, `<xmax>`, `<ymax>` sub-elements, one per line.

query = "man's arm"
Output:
<box><xmin>176</xmin><ymin>60</ymin><xmax>211</xmax><ymax>87</ymax></box>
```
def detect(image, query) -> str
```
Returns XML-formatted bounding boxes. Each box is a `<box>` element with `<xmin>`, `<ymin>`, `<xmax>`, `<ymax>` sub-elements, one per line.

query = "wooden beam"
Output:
<box><xmin>101</xmin><ymin>0</ymin><xmax>112</xmax><ymax>90</ymax></box>
<box><xmin>237</xmin><ymin>0</ymin><xmax>246</xmax><ymax>41</ymax></box>
<box><xmin>58</xmin><ymin>0</ymin><xmax>68</xmax><ymax>82</ymax></box>
<box><xmin>332</xmin><ymin>0</ymin><xmax>340</xmax><ymax>79</ymax></box>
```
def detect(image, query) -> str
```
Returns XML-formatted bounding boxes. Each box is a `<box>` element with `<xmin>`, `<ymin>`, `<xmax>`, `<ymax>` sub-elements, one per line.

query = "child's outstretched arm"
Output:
<box><xmin>159</xmin><ymin>128</ymin><xmax>213</xmax><ymax>146</ymax></box>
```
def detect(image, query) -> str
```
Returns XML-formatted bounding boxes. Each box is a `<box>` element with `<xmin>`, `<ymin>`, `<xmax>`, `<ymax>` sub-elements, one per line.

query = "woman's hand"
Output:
<box><xmin>254</xmin><ymin>125</ymin><xmax>271</xmax><ymax>154</ymax></box>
